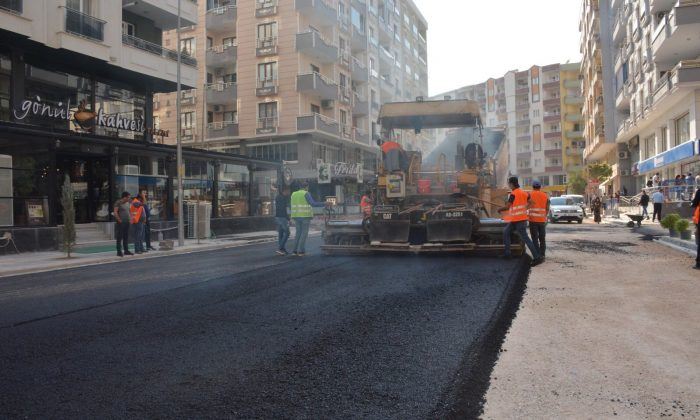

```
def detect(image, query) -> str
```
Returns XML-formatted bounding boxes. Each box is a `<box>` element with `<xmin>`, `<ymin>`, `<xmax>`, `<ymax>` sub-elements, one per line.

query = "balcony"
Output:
<box><xmin>564</xmin><ymin>79</ymin><xmax>580</xmax><ymax>89</ymax></box>
<box><xmin>207</xmin><ymin>44</ymin><xmax>237</xmax><ymax>70</ymax></box>
<box><xmin>296</xmin><ymin>31</ymin><xmax>338</xmax><ymax>64</ymax></box>
<box><xmin>122</xmin><ymin>0</ymin><xmax>197</xmax><ymax>30</ymax></box>
<box><xmin>517</xmin><ymin>135</ymin><xmax>531</xmax><ymax>142</ymax></box>
<box><xmin>565</xmin><ymin>96</ymin><xmax>584</xmax><ymax>105</ymax></box>
<box><xmin>296</xmin><ymin>72</ymin><xmax>338</xmax><ymax>101</ymax></box>
<box><xmin>64</xmin><ymin>7</ymin><xmax>104</xmax><ymax>41</ymax></box>
<box><xmin>0</xmin><ymin>0</ymin><xmax>21</xmax><ymax>14</ymax></box>
<box><xmin>340</xmin><ymin>124</ymin><xmax>353</xmax><ymax>141</ymax></box>
<box><xmin>517</xmin><ymin>152</ymin><xmax>531</xmax><ymax>160</ymax></box>
<box><xmin>544</xmin><ymin>131</ymin><xmax>561</xmax><ymax>139</ymax></box>
<box><xmin>257</xmin><ymin>117</ymin><xmax>278</xmax><ymax>135</ymax></box>
<box><xmin>351</xmin><ymin>56</ymin><xmax>368</xmax><ymax>82</ymax></box>
<box><xmin>256</xmin><ymin>0</ymin><xmax>278</xmax><ymax>17</ymax></box>
<box><xmin>566</xmin><ymin>147</ymin><xmax>584</xmax><ymax>156</ymax></box>
<box><xmin>516</xmin><ymin>119</ymin><xmax>530</xmax><ymax>127</ymax></box>
<box><xmin>339</xmin><ymin>86</ymin><xmax>352</xmax><ymax>105</ymax></box>
<box><xmin>515</xmin><ymin>86</ymin><xmax>529</xmax><ymax>95</ymax></box>
<box><xmin>206</xmin><ymin>82</ymin><xmax>237</xmax><ymax>105</ymax></box>
<box><xmin>516</xmin><ymin>102</ymin><xmax>529</xmax><ymax>111</ymax></box>
<box><xmin>545</xmin><ymin>148</ymin><xmax>563</xmax><ymax>157</ymax></box>
<box><xmin>566</xmin><ymin>130</ymin><xmax>584</xmax><ymax>138</ymax></box>
<box><xmin>207</xmin><ymin>121</ymin><xmax>239</xmax><ymax>139</ymax></box>
<box><xmin>297</xmin><ymin>113</ymin><xmax>340</xmax><ymax>137</ymax></box>
<box><xmin>566</xmin><ymin>113</ymin><xmax>583</xmax><ymax>122</ymax></box>
<box><xmin>256</xmin><ymin>78</ymin><xmax>278</xmax><ymax>96</ymax></box>
<box><xmin>122</xmin><ymin>34</ymin><xmax>197</xmax><ymax>67</ymax></box>
<box><xmin>517</xmin><ymin>168</ymin><xmax>532</xmax><ymax>175</ymax></box>
<box><xmin>566</xmin><ymin>163</ymin><xmax>583</xmax><ymax>172</ymax></box>
<box><xmin>353</xmin><ymin>93</ymin><xmax>369</xmax><ymax>115</ymax></box>
<box><xmin>206</xmin><ymin>4</ymin><xmax>236</xmax><ymax>33</ymax></box>
<box><xmin>379</xmin><ymin>46</ymin><xmax>395</xmax><ymax>71</ymax></box>
<box><xmin>295</xmin><ymin>0</ymin><xmax>336</xmax><ymax>27</ymax></box>
<box><xmin>338</xmin><ymin>49</ymin><xmax>351</xmax><ymax>69</ymax></box>
<box><xmin>543</xmin><ymin>80</ymin><xmax>559</xmax><ymax>89</ymax></box>
<box><xmin>378</xmin><ymin>18</ymin><xmax>394</xmax><ymax>43</ymax></box>
<box><xmin>652</xmin><ymin>0</ymin><xmax>700</xmax><ymax>65</ymax></box>
<box><xmin>543</xmin><ymin>97</ymin><xmax>560</xmax><ymax>107</ymax></box>
<box><xmin>180</xmin><ymin>128</ymin><xmax>197</xmax><ymax>143</ymax></box>
<box><xmin>545</xmin><ymin>166</ymin><xmax>563</xmax><ymax>173</ymax></box>
<box><xmin>650</xmin><ymin>0</ymin><xmax>677</xmax><ymax>14</ymax></box>
<box><xmin>256</xmin><ymin>37</ymin><xmax>278</xmax><ymax>57</ymax></box>
<box><xmin>351</xmin><ymin>25</ymin><xmax>367</xmax><ymax>52</ymax></box>
<box><xmin>544</xmin><ymin>113</ymin><xmax>561</xmax><ymax>123</ymax></box>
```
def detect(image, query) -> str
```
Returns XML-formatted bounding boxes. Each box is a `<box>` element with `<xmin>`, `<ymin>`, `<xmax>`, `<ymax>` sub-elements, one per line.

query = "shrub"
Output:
<box><xmin>660</xmin><ymin>213</ymin><xmax>681</xmax><ymax>229</ymax></box>
<box><xmin>675</xmin><ymin>218</ymin><xmax>690</xmax><ymax>232</ymax></box>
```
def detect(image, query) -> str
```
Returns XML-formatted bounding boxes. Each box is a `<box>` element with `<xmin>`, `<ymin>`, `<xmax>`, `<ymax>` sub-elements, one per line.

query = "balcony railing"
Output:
<box><xmin>64</xmin><ymin>7</ymin><xmax>105</xmax><ymax>42</ymax></box>
<box><xmin>256</xmin><ymin>78</ymin><xmax>278</xmax><ymax>96</ymax></box>
<box><xmin>123</xmin><ymin>34</ymin><xmax>197</xmax><ymax>67</ymax></box>
<box><xmin>0</xmin><ymin>0</ymin><xmax>22</xmax><ymax>14</ymax></box>
<box><xmin>257</xmin><ymin>117</ymin><xmax>278</xmax><ymax>134</ymax></box>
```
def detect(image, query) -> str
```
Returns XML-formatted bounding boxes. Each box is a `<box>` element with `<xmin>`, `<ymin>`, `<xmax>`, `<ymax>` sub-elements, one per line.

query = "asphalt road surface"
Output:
<box><xmin>0</xmin><ymin>237</ymin><xmax>528</xmax><ymax>419</ymax></box>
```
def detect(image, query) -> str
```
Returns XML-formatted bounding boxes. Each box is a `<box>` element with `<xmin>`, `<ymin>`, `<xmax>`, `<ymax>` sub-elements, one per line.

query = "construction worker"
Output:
<box><xmin>528</xmin><ymin>180</ymin><xmax>550</xmax><ymax>259</ymax></box>
<box><xmin>379</xmin><ymin>139</ymin><xmax>404</xmax><ymax>172</ymax></box>
<box><xmin>290</xmin><ymin>181</ymin><xmax>327</xmax><ymax>256</ymax></box>
<box><xmin>130</xmin><ymin>196</ymin><xmax>146</xmax><ymax>254</ymax></box>
<box><xmin>498</xmin><ymin>176</ymin><xmax>543</xmax><ymax>266</ymax></box>
<box><xmin>360</xmin><ymin>189</ymin><xmax>373</xmax><ymax>218</ymax></box>
<box><xmin>691</xmin><ymin>187</ymin><xmax>700</xmax><ymax>270</ymax></box>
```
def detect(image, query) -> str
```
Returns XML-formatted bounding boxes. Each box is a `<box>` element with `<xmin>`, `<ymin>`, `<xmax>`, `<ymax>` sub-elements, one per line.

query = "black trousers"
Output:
<box><xmin>115</xmin><ymin>221</ymin><xmax>130</xmax><ymax>253</ymax></box>
<box><xmin>529</xmin><ymin>222</ymin><xmax>547</xmax><ymax>257</ymax></box>
<box><xmin>652</xmin><ymin>203</ymin><xmax>663</xmax><ymax>221</ymax></box>
<box><xmin>144</xmin><ymin>221</ymin><xmax>152</xmax><ymax>248</ymax></box>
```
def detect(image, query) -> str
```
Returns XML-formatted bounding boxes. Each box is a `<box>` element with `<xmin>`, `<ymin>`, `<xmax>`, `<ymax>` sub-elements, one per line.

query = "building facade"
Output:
<box><xmin>610</xmin><ymin>0</ymin><xmax>700</xmax><ymax>193</ymax></box>
<box><xmin>432</xmin><ymin>63</ymin><xmax>584</xmax><ymax>195</ymax></box>
<box><xmin>0</xmin><ymin>0</ymin><xmax>280</xmax><ymax>251</ymax></box>
<box><xmin>153</xmin><ymin>0</ymin><xmax>429</xmax><ymax>206</ymax></box>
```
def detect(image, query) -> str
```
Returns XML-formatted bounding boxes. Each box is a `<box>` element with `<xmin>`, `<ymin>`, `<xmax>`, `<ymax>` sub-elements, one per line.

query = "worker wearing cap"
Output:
<box><xmin>498</xmin><ymin>176</ymin><xmax>543</xmax><ymax>266</ymax></box>
<box><xmin>528</xmin><ymin>180</ymin><xmax>550</xmax><ymax>259</ymax></box>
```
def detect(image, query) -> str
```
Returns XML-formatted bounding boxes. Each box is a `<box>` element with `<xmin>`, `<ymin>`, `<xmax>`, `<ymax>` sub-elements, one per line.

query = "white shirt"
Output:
<box><xmin>652</xmin><ymin>192</ymin><xmax>664</xmax><ymax>204</ymax></box>
<box><xmin>696</xmin><ymin>175</ymin><xmax>700</xmax><ymax>185</ymax></box>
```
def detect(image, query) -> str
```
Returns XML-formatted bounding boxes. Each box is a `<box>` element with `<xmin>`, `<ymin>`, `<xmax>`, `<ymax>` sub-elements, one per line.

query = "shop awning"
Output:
<box><xmin>636</xmin><ymin>139</ymin><xmax>700</xmax><ymax>173</ymax></box>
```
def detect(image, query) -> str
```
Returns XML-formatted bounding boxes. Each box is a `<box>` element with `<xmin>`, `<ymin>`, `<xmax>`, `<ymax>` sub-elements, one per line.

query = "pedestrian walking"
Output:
<box><xmin>275</xmin><ymin>188</ymin><xmax>291</xmax><ymax>255</ymax></box>
<box><xmin>592</xmin><ymin>196</ymin><xmax>602</xmax><ymax>223</ymax></box>
<box><xmin>528</xmin><ymin>180</ymin><xmax>549</xmax><ymax>259</ymax></box>
<box><xmin>113</xmin><ymin>192</ymin><xmax>132</xmax><ymax>257</ymax></box>
<box><xmin>691</xmin><ymin>188</ymin><xmax>700</xmax><ymax>270</ymax></box>
<box><xmin>290</xmin><ymin>182</ymin><xmax>327</xmax><ymax>256</ymax></box>
<box><xmin>652</xmin><ymin>189</ymin><xmax>665</xmax><ymax>222</ymax></box>
<box><xmin>498</xmin><ymin>176</ymin><xmax>543</xmax><ymax>266</ymax></box>
<box><xmin>640</xmin><ymin>190</ymin><xmax>650</xmax><ymax>219</ymax></box>
<box><xmin>130</xmin><ymin>195</ymin><xmax>146</xmax><ymax>254</ymax></box>
<box><xmin>139</xmin><ymin>191</ymin><xmax>155</xmax><ymax>251</ymax></box>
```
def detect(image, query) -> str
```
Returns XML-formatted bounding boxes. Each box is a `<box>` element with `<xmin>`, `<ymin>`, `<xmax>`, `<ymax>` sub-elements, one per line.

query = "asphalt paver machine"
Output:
<box><xmin>321</xmin><ymin>99</ymin><xmax>523</xmax><ymax>255</ymax></box>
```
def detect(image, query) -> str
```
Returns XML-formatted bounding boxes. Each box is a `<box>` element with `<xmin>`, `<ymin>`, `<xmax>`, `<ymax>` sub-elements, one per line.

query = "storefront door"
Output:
<box><xmin>56</xmin><ymin>155</ymin><xmax>111</xmax><ymax>224</ymax></box>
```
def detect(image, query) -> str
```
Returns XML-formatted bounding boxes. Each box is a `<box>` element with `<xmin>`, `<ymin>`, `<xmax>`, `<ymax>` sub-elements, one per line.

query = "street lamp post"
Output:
<box><xmin>176</xmin><ymin>0</ymin><xmax>184</xmax><ymax>246</ymax></box>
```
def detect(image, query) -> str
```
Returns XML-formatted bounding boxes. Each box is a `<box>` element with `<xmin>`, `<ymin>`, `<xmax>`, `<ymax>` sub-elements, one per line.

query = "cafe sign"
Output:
<box><xmin>332</xmin><ymin>162</ymin><xmax>362</xmax><ymax>176</ymax></box>
<box><xmin>13</xmin><ymin>97</ymin><xmax>169</xmax><ymax>138</ymax></box>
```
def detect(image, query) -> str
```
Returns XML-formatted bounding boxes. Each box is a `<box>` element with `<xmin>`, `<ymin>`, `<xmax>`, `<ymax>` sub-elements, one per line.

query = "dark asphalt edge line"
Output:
<box><xmin>435</xmin><ymin>256</ymin><xmax>531</xmax><ymax>420</ymax></box>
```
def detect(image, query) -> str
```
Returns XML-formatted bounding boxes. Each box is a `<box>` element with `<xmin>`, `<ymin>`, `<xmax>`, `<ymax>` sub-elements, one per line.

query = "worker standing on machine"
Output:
<box><xmin>498</xmin><ymin>176</ymin><xmax>544</xmax><ymax>266</ymax></box>
<box><xmin>378</xmin><ymin>139</ymin><xmax>405</xmax><ymax>172</ymax></box>
<box><xmin>528</xmin><ymin>180</ymin><xmax>550</xmax><ymax>259</ymax></box>
<box><xmin>360</xmin><ymin>189</ymin><xmax>373</xmax><ymax>219</ymax></box>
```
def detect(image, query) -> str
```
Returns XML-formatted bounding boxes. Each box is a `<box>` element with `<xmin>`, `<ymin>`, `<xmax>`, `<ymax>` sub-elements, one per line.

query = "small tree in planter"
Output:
<box><xmin>60</xmin><ymin>176</ymin><xmax>76</xmax><ymax>258</ymax></box>
<box><xmin>660</xmin><ymin>213</ymin><xmax>681</xmax><ymax>238</ymax></box>
<box><xmin>675</xmin><ymin>218</ymin><xmax>692</xmax><ymax>240</ymax></box>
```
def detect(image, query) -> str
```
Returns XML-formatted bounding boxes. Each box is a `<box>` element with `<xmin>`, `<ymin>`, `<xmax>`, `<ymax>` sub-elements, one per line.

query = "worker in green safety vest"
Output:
<box><xmin>290</xmin><ymin>181</ymin><xmax>327</xmax><ymax>256</ymax></box>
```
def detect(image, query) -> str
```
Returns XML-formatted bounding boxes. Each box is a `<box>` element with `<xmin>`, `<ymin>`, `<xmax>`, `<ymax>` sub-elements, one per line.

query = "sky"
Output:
<box><xmin>412</xmin><ymin>0</ymin><xmax>583</xmax><ymax>96</ymax></box>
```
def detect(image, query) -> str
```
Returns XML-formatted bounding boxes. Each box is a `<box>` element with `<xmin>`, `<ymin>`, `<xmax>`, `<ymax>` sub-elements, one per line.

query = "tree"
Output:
<box><xmin>61</xmin><ymin>176</ymin><xmax>76</xmax><ymax>258</ymax></box>
<box><xmin>567</xmin><ymin>172</ymin><xmax>587</xmax><ymax>195</ymax></box>
<box><xmin>588</xmin><ymin>163</ymin><xmax>612</xmax><ymax>183</ymax></box>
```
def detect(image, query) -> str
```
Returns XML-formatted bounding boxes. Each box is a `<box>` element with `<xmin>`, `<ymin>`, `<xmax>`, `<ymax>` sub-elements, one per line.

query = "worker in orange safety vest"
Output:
<box><xmin>498</xmin><ymin>176</ymin><xmax>543</xmax><ymax>266</ymax></box>
<box><xmin>130</xmin><ymin>197</ymin><xmax>146</xmax><ymax>254</ymax></box>
<box><xmin>691</xmin><ymin>187</ymin><xmax>699</xmax><ymax>270</ymax></box>
<box><xmin>528</xmin><ymin>180</ymin><xmax>550</xmax><ymax>259</ymax></box>
<box><xmin>360</xmin><ymin>189</ymin><xmax>373</xmax><ymax>218</ymax></box>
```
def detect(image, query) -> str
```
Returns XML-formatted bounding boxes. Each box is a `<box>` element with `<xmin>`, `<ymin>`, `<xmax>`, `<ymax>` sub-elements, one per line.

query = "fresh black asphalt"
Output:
<box><xmin>0</xmin><ymin>238</ymin><xmax>528</xmax><ymax>419</ymax></box>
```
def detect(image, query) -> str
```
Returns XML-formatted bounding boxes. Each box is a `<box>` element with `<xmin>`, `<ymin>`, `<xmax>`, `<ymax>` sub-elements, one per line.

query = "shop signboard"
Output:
<box><xmin>317</xmin><ymin>161</ymin><xmax>331</xmax><ymax>184</ymax></box>
<box><xmin>636</xmin><ymin>139</ymin><xmax>699</xmax><ymax>174</ymax></box>
<box><xmin>12</xmin><ymin>97</ymin><xmax>169</xmax><ymax>139</ymax></box>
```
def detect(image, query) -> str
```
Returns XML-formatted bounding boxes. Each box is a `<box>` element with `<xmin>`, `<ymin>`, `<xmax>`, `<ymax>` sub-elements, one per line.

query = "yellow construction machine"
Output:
<box><xmin>321</xmin><ymin>99</ymin><xmax>522</xmax><ymax>255</ymax></box>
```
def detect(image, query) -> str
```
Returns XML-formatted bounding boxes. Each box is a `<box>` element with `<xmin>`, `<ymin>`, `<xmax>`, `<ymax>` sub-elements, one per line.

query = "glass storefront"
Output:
<box><xmin>0</xmin><ymin>139</ymin><xmax>51</xmax><ymax>227</ymax></box>
<box><xmin>218</xmin><ymin>163</ymin><xmax>249</xmax><ymax>217</ymax></box>
<box><xmin>251</xmin><ymin>169</ymin><xmax>277</xmax><ymax>216</ymax></box>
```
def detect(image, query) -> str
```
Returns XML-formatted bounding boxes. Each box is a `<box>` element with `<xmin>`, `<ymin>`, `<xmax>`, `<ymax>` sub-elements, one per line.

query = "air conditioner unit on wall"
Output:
<box><xmin>213</xmin><ymin>105</ymin><xmax>222</xmax><ymax>112</ymax></box>
<box><xmin>321</xmin><ymin>99</ymin><xmax>335</xmax><ymax>109</ymax></box>
<box><xmin>618</xmin><ymin>151</ymin><xmax>629</xmax><ymax>159</ymax></box>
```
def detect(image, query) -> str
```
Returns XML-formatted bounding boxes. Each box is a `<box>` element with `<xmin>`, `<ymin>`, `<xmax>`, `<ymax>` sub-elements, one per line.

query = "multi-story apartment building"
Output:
<box><xmin>154</xmin><ymin>0</ymin><xmax>429</xmax><ymax>204</ymax></box>
<box><xmin>610</xmin><ymin>0</ymin><xmax>700</xmax><ymax>194</ymax></box>
<box><xmin>432</xmin><ymin>63</ymin><xmax>583</xmax><ymax>194</ymax></box>
<box><xmin>580</xmin><ymin>0</ymin><xmax>624</xmax><ymax>195</ymax></box>
<box><xmin>0</xmin><ymin>0</ymin><xmax>280</xmax><ymax>251</ymax></box>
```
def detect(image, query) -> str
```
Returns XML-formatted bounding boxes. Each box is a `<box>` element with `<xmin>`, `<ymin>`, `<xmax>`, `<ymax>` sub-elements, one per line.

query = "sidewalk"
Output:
<box><xmin>0</xmin><ymin>228</ymin><xmax>321</xmax><ymax>279</ymax></box>
<box><xmin>482</xmin><ymin>221</ymin><xmax>700</xmax><ymax>418</ymax></box>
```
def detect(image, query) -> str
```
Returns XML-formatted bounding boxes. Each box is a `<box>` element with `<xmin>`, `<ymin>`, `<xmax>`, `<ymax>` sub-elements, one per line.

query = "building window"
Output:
<box><xmin>533</xmin><ymin>109</ymin><xmax>540</xmax><ymax>117</ymax></box>
<box><xmin>223</xmin><ymin>111</ymin><xmax>237</xmax><ymax>123</ymax></box>
<box><xmin>532</xmin><ymin>93</ymin><xmax>539</xmax><ymax>103</ymax></box>
<box><xmin>257</xmin><ymin>22</ymin><xmax>278</xmax><ymax>45</ymax></box>
<box><xmin>207</xmin><ymin>37</ymin><xmax>213</xmax><ymax>49</ymax></box>
<box><xmin>122</xmin><ymin>21</ymin><xmax>135</xmax><ymax>36</ymax></box>
<box><xmin>674</xmin><ymin>113</ymin><xmax>690</xmax><ymax>146</ymax></box>
<box><xmin>660</xmin><ymin>126</ymin><xmax>668</xmax><ymax>152</ymax></box>
<box><xmin>554</xmin><ymin>175</ymin><xmax>567</xmax><ymax>185</ymax></box>
<box><xmin>533</xmin><ymin>124</ymin><xmax>542</xmax><ymax>152</ymax></box>
<box><xmin>222</xmin><ymin>37</ymin><xmax>236</xmax><ymax>47</ymax></box>
<box><xmin>181</xmin><ymin>112</ymin><xmax>195</xmax><ymax>129</ymax></box>
<box><xmin>258</xmin><ymin>62</ymin><xmax>277</xmax><ymax>85</ymax></box>
<box><xmin>258</xmin><ymin>102</ymin><xmax>278</xmax><ymax>127</ymax></box>
<box><xmin>180</xmin><ymin>38</ymin><xmax>195</xmax><ymax>56</ymax></box>
<box><xmin>644</xmin><ymin>134</ymin><xmax>655</xmax><ymax>159</ymax></box>
<box><xmin>247</xmin><ymin>143</ymin><xmax>297</xmax><ymax>162</ymax></box>
<box><xmin>311</xmin><ymin>104</ymin><xmax>320</xmax><ymax>114</ymax></box>
<box><xmin>540</xmin><ymin>176</ymin><xmax>550</xmax><ymax>186</ymax></box>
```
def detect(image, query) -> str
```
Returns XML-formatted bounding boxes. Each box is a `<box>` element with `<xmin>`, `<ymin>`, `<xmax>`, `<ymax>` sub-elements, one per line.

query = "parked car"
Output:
<box><xmin>561</xmin><ymin>194</ymin><xmax>587</xmax><ymax>217</ymax></box>
<box><xmin>549</xmin><ymin>197</ymin><xmax>584</xmax><ymax>223</ymax></box>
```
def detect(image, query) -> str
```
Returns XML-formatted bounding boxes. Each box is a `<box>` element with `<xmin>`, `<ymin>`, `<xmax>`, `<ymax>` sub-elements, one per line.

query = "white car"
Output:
<box><xmin>548</xmin><ymin>197</ymin><xmax>584</xmax><ymax>224</ymax></box>
<box><xmin>561</xmin><ymin>194</ymin><xmax>587</xmax><ymax>217</ymax></box>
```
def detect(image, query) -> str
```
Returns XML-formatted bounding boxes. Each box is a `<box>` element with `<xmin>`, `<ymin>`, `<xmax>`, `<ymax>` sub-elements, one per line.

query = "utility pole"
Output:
<box><xmin>176</xmin><ymin>0</ymin><xmax>184</xmax><ymax>246</ymax></box>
